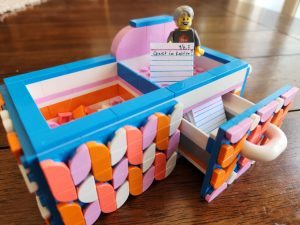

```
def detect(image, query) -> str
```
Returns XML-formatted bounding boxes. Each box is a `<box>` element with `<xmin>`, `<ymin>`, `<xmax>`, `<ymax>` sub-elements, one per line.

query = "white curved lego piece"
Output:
<box><xmin>249</xmin><ymin>113</ymin><xmax>260</xmax><ymax>131</ymax></box>
<box><xmin>2</xmin><ymin>118</ymin><xmax>14</xmax><ymax>133</ymax></box>
<box><xmin>275</xmin><ymin>97</ymin><xmax>284</xmax><ymax>113</ymax></box>
<box><xmin>165</xmin><ymin>152</ymin><xmax>177</xmax><ymax>178</ymax></box>
<box><xmin>116</xmin><ymin>181</ymin><xmax>129</xmax><ymax>209</ymax></box>
<box><xmin>108</xmin><ymin>128</ymin><xmax>127</xmax><ymax>166</ymax></box>
<box><xmin>169</xmin><ymin>103</ymin><xmax>183</xmax><ymax>136</ymax></box>
<box><xmin>142</xmin><ymin>143</ymin><xmax>156</xmax><ymax>173</ymax></box>
<box><xmin>0</xmin><ymin>110</ymin><xmax>9</xmax><ymax>120</ymax></box>
<box><xmin>78</xmin><ymin>175</ymin><xmax>98</xmax><ymax>203</ymax></box>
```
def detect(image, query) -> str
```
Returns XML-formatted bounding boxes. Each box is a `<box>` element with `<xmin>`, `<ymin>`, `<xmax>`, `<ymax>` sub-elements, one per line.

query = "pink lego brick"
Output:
<box><xmin>281</xmin><ymin>87</ymin><xmax>299</xmax><ymax>106</ymax></box>
<box><xmin>166</xmin><ymin>129</ymin><xmax>180</xmax><ymax>159</ymax></box>
<box><xmin>141</xmin><ymin>115</ymin><xmax>158</xmax><ymax>150</ymax></box>
<box><xmin>205</xmin><ymin>183</ymin><xmax>228</xmax><ymax>203</ymax></box>
<box><xmin>112</xmin><ymin>158</ymin><xmax>128</xmax><ymax>190</ymax></box>
<box><xmin>84</xmin><ymin>200</ymin><xmax>101</xmax><ymax>225</ymax></box>
<box><xmin>68</xmin><ymin>144</ymin><xmax>91</xmax><ymax>186</ymax></box>
<box><xmin>226</xmin><ymin>117</ymin><xmax>252</xmax><ymax>143</ymax></box>
<box><xmin>143</xmin><ymin>166</ymin><xmax>155</xmax><ymax>192</ymax></box>
<box><xmin>256</xmin><ymin>100</ymin><xmax>278</xmax><ymax>122</ymax></box>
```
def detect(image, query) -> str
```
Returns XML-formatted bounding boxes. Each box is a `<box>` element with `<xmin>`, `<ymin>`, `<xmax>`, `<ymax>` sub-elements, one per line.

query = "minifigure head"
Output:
<box><xmin>173</xmin><ymin>5</ymin><xmax>194</xmax><ymax>31</ymax></box>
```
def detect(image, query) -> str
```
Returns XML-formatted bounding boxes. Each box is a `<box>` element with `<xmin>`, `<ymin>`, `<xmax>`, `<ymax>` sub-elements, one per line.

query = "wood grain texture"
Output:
<box><xmin>0</xmin><ymin>0</ymin><xmax>300</xmax><ymax>224</ymax></box>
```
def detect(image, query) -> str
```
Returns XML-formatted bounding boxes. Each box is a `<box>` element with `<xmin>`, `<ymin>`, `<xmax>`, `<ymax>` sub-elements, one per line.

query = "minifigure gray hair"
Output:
<box><xmin>173</xmin><ymin>5</ymin><xmax>194</xmax><ymax>21</ymax></box>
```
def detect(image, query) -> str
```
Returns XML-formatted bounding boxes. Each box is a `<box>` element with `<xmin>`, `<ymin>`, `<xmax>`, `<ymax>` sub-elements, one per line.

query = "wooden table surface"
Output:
<box><xmin>0</xmin><ymin>0</ymin><xmax>300</xmax><ymax>224</ymax></box>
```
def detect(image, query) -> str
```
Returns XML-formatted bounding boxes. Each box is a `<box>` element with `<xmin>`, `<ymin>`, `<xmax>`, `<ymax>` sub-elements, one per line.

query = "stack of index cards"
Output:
<box><xmin>184</xmin><ymin>96</ymin><xmax>227</xmax><ymax>134</ymax></box>
<box><xmin>150</xmin><ymin>43</ymin><xmax>194</xmax><ymax>87</ymax></box>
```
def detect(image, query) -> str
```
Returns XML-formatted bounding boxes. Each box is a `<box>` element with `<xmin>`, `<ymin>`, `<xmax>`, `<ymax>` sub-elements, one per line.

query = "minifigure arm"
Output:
<box><xmin>167</xmin><ymin>31</ymin><xmax>174</xmax><ymax>43</ymax></box>
<box><xmin>194</xmin><ymin>30</ymin><xmax>205</xmax><ymax>56</ymax></box>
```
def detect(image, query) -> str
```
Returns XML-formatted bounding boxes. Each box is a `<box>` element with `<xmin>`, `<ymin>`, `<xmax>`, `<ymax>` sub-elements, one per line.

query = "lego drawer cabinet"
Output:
<box><xmin>0</xmin><ymin>15</ymin><xmax>298</xmax><ymax>225</ymax></box>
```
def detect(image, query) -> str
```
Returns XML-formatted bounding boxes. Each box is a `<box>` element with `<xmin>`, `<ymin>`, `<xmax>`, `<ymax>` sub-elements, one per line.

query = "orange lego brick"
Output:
<box><xmin>154</xmin><ymin>152</ymin><xmax>166</xmax><ymax>180</ymax></box>
<box><xmin>218</xmin><ymin>135</ymin><xmax>246</xmax><ymax>168</ymax></box>
<box><xmin>271</xmin><ymin>109</ymin><xmax>283</xmax><ymax>127</ymax></box>
<box><xmin>238</xmin><ymin>156</ymin><xmax>249</xmax><ymax>167</ymax></box>
<box><xmin>72</xmin><ymin>105</ymin><xmax>86</xmax><ymax>119</ymax></box>
<box><xmin>7</xmin><ymin>132</ymin><xmax>22</xmax><ymax>162</ymax></box>
<box><xmin>125</xmin><ymin>126</ymin><xmax>143</xmax><ymax>165</ymax></box>
<box><xmin>86</xmin><ymin>142</ymin><xmax>112</xmax><ymax>182</ymax></box>
<box><xmin>58</xmin><ymin>112</ymin><xmax>73</xmax><ymax>124</ymax></box>
<box><xmin>261</xmin><ymin>115</ymin><xmax>273</xmax><ymax>134</ymax></box>
<box><xmin>247</xmin><ymin>125</ymin><xmax>262</xmax><ymax>144</ymax></box>
<box><xmin>57</xmin><ymin>203</ymin><xmax>86</xmax><ymax>225</ymax></box>
<box><xmin>40</xmin><ymin>160</ymin><xmax>77</xmax><ymax>202</ymax></box>
<box><xmin>260</xmin><ymin>136</ymin><xmax>269</xmax><ymax>145</ymax></box>
<box><xmin>0</xmin><ymin>92</ymin><xmax>5</xmax><ymax>109</ymax></box>
<box><xmin>155</xmin><ymin>113</ymin><xmax>170</xmax><ymax>150</ymax></box>
<box><xmin>211</xmin><ymin>158</ymin><xmax>238</xmax><ymax>189</ymax></box>
<box><xmin>282</xmin><ymin>102</ymin><xmax>292</xmax><ymax>120</ymax></box>
<box><xmin>96</xmin><ymin>183</ymin><xmax>117</xmax><ymax>213</ymax></box>
<box><xmin>118</xmin><ymin>85</ymin><xmax>135</xmax><ymax>101</ymax></box>
<box><xmin>40</xmin><ymin>107</ymin><xmax>51</xmax><ymax>121</ymax></box>
<box><xmin>128</xmin><ymin>166</ymin><xmax>143</xmax><ymax>196</ymax></box>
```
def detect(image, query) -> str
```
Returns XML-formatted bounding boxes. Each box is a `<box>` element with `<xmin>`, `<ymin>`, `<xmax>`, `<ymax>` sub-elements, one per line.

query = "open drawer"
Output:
<box><xmin>178</xmin><ymin>85</ymin><xmax>299</xmax><ymax>202</ymax></box>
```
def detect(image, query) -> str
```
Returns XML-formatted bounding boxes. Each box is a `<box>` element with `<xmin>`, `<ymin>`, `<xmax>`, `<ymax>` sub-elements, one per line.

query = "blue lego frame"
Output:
<box><xmin>2</xmin><ymin>39</ymin><xmax>251</xmax><ymax>225</ymax></box>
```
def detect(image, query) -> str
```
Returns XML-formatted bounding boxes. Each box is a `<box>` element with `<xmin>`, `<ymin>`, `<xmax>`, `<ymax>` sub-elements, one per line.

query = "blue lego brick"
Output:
<box><xmin>240</xmin><ymin>66</ymin><xmax>251</xmax><ymax>97</ymax></box>
<box><xmin>6</xmin><ymin>82</ymin><xmax>47</xmax><ymax>136</ymax></box>
<box><xmin>37</xmin><ymin>100</ymin><xmax>176</xmax><ymax>162</ymax></box>
<box><xmin>4</xmin><ymin>54</ymin><xmax>116</xmax><ymax>85</ymax></box>
<box><xmin>203</xmin><ymin>47</ymin><xmax>237</xmax><ymax>64</ymax></box>
<box><xmin>167</xmin><ymin>59</ymin><xmax>248</xmax><ymax>97</ymax></box>
<box><xmin>64</xmin><ymin>54</ymin><xmax>116</xmax><ymax>73</ymax></box>
<box><xmin>129</xmin><ymin>15</ymin><xmax>173</xmax><ymax>28</ymax></box>
<box><xmin>110</xmin><ymin>88</ymin><xmax>174</xmax><ymax>119</ymax></box>
<box><xmin>4</xmin><ymin>64</ymin><xmax>67</xmax><ymax>85</ymax></box>
<box><xmin>0</xmin><ymin>85</ymin><xmax>37</xmax><ymax>166</ymax></box>
<box><xmin>205</xmin><ymin>137</ymin><xmax>215</xmax><ymax>154</ymax></box>
<box><xmin>117</xmin><ymin>62</ymin><xmax>160</xmax><ymax>93</ymax></box>
<box><xmin>206</xmin><ymin>59</ymin><xmax>249</xmax><ymax>77</ymax></box>
<box><xmin>200</xmin><ymin>130</ymin><xmax>226</xmax><ymax>198</ymax></box>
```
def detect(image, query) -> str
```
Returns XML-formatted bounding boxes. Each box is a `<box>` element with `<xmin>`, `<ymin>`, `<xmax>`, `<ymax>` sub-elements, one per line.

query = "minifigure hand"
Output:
<box><xmin>195</xmin><ymin>46</ymin><xmax>205</xmax><ymax>57</ymax></box>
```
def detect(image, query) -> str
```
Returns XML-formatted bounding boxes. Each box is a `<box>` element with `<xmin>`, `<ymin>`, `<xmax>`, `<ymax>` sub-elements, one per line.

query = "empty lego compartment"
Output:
<box><xmin>120</xmin><ymin>53</ymin><xmax>223</xmax><ymax>87</ymax></box>
<box><xmin>25</xmin><ymin>63</ymin><xmax>144</xmax><ymax>127</ymax></box>
<box><xmin>179</xmin><ymin>92</ymin><xmax>254</xmax><ymax>173</ymax></box>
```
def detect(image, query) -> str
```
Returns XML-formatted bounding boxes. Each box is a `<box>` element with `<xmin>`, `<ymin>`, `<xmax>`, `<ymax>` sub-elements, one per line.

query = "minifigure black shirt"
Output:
<box><xmin>167</xmin><ymin>29</ymin><xmax>200</xmax><ymax>48</ymax></box>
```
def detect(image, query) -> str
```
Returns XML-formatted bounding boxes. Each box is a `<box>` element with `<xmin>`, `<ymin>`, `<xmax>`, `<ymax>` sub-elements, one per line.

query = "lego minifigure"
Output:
<box><xmin>168</xmin><ymin>5</ymin><xmax>205</xmax><ymax>56</ymax></box>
